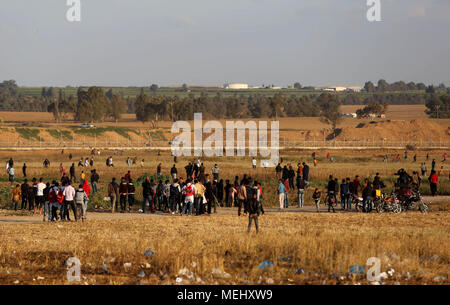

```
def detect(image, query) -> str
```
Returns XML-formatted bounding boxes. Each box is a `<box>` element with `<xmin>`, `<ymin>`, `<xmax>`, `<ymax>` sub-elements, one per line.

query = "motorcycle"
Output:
<box><xmin>352</xmin><ymin>194</ymin><xmax>364</xmax><ymax>212</ymax></box>
<box><xmin>395</xmin><ymin>187</ymin><xmax>429</xmax><ymax>213</ymax></box>
<box><xmin>376</xmin><ymin>193</ymin><xmax>402</xmax><ymax>214</ymax></box>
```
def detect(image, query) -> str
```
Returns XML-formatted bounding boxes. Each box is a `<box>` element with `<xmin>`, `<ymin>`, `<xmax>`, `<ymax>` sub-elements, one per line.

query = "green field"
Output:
<box><xmin>17</xmin><ymin>87</ymin><xmax>439</xmax><ymax>100</ymax></box>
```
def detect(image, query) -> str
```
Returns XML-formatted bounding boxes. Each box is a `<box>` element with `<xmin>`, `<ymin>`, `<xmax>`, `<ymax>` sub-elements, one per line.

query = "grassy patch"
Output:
<box><xmin>72</xmin><ymin>127</ymin><xmax>140</xmax><ymax>140</ymax></box>
<box><xmin>148</xmin><ymin>130</ymin><xmax>167</xmax><ymax>141</ymax></box>
<box><xmin>46</xmin><ymin>129</ymin><xmax>74</xmax><ymax>140</ymax></box>
<box><xmin>15</xmin><ymin>128</ymin><xmax>41</xmax><ymax>141</ymax></box>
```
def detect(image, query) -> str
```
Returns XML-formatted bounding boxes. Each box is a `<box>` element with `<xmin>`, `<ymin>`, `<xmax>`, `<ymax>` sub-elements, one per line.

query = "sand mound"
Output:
<box><xmin>337</xmin><ymin>119</ymin><xmax>449</xmax><ymax>141</ymax></box>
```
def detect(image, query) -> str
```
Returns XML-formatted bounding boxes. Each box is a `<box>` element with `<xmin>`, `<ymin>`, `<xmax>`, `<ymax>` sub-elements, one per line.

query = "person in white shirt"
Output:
<box><xmin>252</xmin><ymin>158</ymin><xmax>257</xmax><ymax>169</ymax></box>
<box><xmin>181</xmin><ymin>179</ymin><xmax>197</xmax><ymax>216</ymax></box>
<box><xmin>36</xmin><ymin>178</ymin><xmax>47</xmax><ymax>216</ymax></box>
<box><xmin>62</xmin><ymin>181</ymin><xmax>77</xmax><ymax>221</ymax></box>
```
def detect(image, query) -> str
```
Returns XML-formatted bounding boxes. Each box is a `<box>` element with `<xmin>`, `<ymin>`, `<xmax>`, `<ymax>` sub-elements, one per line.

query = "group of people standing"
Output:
<box><xmin>11</xmin><ymin>177</ymin><xmax>91</xmax><ymax>222</ymax></box>
<box><xmin>276</xmin><ymin>162</ymin><xmax>310</xmax><ymax>209</ymax></box>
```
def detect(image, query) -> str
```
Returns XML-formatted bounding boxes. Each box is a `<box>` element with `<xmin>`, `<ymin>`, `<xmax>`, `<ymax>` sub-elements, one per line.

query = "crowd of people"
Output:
<box><xmin>3</xmin><ymin>151</ymin><xmax>447</xmax><ymax>227</ymax></box>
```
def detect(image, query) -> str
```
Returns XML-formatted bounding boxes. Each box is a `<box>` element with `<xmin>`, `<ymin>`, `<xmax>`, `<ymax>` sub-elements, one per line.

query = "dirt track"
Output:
<box><xmin>1</xmin><ymin>196</ymin><xmax>447</xmax><ymax>224</ymax></box>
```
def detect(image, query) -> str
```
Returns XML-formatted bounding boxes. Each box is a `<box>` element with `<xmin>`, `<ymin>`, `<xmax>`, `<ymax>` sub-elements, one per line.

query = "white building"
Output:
<box><xmin>224</xmin><ymin>83</ymin><xmax>249</xmax><ymax>89</ymax></box>
<box><xmin>319</xmin><ymin>85</ymin><xmax>364</xmax><ymax>92</ymax></box>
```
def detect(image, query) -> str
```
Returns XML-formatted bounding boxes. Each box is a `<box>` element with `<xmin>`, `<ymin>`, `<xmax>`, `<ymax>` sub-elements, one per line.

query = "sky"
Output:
<box><xmin>1</xmin><ymin>0</ymin><xmax>449</xmax><ymax>87</ymax></box>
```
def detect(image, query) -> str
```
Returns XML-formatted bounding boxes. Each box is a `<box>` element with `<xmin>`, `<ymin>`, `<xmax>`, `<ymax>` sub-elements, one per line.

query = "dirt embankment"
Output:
<box><xmin>301</xmin><ymin>119</ymin><xmax>450</xmax><ymax>142</ymax></box>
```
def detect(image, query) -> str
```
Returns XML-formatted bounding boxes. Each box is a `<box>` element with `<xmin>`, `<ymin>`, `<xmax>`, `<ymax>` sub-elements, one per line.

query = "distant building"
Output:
<box><xmin>224</xmin><ymin>83</ymin><xmax>249</xmax><ymax>89</ymax></box>
<box><xmin>318</xmin><ymin>85</ymin><xmax>363</xmax><ymax>92</ymax></box>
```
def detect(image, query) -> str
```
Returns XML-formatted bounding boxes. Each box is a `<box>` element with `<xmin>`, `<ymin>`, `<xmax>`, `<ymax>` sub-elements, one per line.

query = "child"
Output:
<box><xmin>11</xmin><ymin>184</ymin><xmax>21</xmax><ymax>211</ymax></box>
<box><xmin>312</xmin><ymin>188</ymin><xmax>321</xmax><ymax>213</ymax></box>
<box><xmin>247</xmin><ymin>193</ymin><xmax>259</xmax><ymax>233</ymax></box>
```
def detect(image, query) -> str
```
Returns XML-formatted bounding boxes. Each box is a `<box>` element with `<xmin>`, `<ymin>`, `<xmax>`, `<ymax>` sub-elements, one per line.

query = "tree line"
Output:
<box><xmin>1</xmin><ymin>80</ymin><xmax>449</xmax><ymax>122</ymax></box>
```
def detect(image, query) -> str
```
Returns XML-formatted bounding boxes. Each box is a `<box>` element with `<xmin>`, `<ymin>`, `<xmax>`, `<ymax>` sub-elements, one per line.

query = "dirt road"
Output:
<box><xmin>1</xmin><ymin>196</ymin><xmax>447</xmax><ymax>224</ymax></box>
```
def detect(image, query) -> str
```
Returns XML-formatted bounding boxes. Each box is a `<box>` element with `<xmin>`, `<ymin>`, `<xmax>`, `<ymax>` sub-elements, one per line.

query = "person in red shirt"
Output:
<box><xmin>283</xmin><ymin>179</ymin><xmax>290</xmax><ymax>208</ymax></box>
<box><xmin>429</xmin><ymin>170</ymin><xmax>439</xmax><ymax>196</ymax></box>
<box><xmin>124</xmin><ymin>171</ymin><xmax>131</xmax><ymax>182</ymax></box>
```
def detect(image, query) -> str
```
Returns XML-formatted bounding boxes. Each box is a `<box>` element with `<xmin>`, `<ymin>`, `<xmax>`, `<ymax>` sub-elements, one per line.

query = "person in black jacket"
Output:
<box><xmin>302</xmin><ymin>162</ymin><xmax>310</xmax><ymax>183</ymax></box>
<box><xmin>372</xmin><ymin>173</ymin><xmax>386</xmax><ymax>190</ymax></box>
<box><xmin>70</xmin><ymin>163</ymin><xmax>76</xmax><ymax>183</ymax></box>
<box><xmin>247</xmin><ymin>193</ymin><xmax>259</xmax><ymax>233</ymax></box>
<box><xmin>340</xmin><ymin>179</ymin><xmax>349</xmax><ymax>210</ymax></box>
<box><xmin>326</xmin><ymin>175</ymin><xmax>337</xmax><ymax>213</ymax></box>
<box><xmin>142</xmin><ymin>177</ymin><xmax>153</xmax><ymax>213</ymax></box>
<box><xmin>288</xmin><ymin>165</ymin><xmax>295</xmax><ymax>190</ymax></box>
<box><xmin>282</xmin><ymin>166</ymin><xmax>289</xmax><ymax>181</ymax></box>
<box><xmin>21</xmin><ymin>179</ymin><xmax>29</xmax><ymax>210</ymax></box>
<box><xmin>362</xmin><ymin>182</ymin><xmax>373</xmax><ymax>213</ymax></box>
<box><xmin>171</xmin><ymin>164</ymin><xmax>178</xmax><ymax>180</ymax></box>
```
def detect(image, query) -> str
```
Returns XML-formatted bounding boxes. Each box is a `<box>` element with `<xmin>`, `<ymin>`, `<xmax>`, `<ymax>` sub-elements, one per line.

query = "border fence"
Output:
<box><xmin>0</xmin><ymin>138</ymin><xmax>449</xmax><ymax>150</ymax></box>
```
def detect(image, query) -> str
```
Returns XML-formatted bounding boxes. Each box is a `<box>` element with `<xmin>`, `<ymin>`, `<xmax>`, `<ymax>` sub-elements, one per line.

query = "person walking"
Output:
<box><xmin>70</xmin><ymin>163</ymin><xmax>76</xmax><ymax>183</ymax></box>
<box><xmin>194</xmin><ymin>179</ymin><xmax>205</xmax><ymax>215</ymax></box>
<box><xmin>181</xmin><ymin>179</ymin><xmax>196</xmax><ymax>216</ymax></box>
<box><xmin>90</xmin><ymin>169</ymin><xmax>99</xmax><ymax>195</ymax></box>
<box><xmin>142</xmin><ymin>177</ymin><xmax>154</xmax><ymax>214</ymax></box>
<box><xmin>237</xmin><ymin>180</ymin><xmax>248</xmax><ymax>216</ymax></box>
<box><xmin>275</xmin><ymin>163</ymin><xmax>282</xmax><ymax>180</ymax></box>
<box><xmin>157</xmin><ymin>163</ymin><xmax>162</xmax><ymax>177</ymax></box>
<box><xmin>302</xmin><ymin>162</ymin><xmax>310</xmax><ymax>184</ymax></box>
<box><xmin>127</xmin><ymin>179</ymin><xmax>135</xmax><ymax>212</ymax></box>
<box><xmin>288</xmin><ymin>165</ymin><xmax>295</xmax><ymax>190</ymax></box>
<box><xmin>36</xmin><ymin>178</ymin><xmax>46</xmax><ymax>216</ymax></box>
<box><xmin>312</xmin><ymin>188</ymin><xmax>321</xmax><ymax>213</ymax></box>
<box><xmin>20</xmin><ymin>179</ymin><xmax>29</xmax><ymax>210</ymax></box>
<box><xmin>11</xmin><ymin>184</ymin><xmax>21</xmax><ymax>211</ymax></box>
<box><xmin>62</xmin><ymin>181</ymin><xmax>77</xmax><ymax>221</ymax></box>
<box><xmin>211</xmin><ymin>164</ymin><xmax>220</xmax><ymax>181</ymax></box>
<box><xmin>75</xmin><ymin>184</ymin><xmax>88</xmax><ymax>222</ymax></box>
<box><xmin>8</xmin><ymin>166</ymin><xmax>15</xmax><ymax>186</ymax></box>
<box><xmin>296</xmin><ymin>176</ymin><xmax>306</xmax><ymax>208</ymax></box>
<box><xmin>108</xmin><ymin>178</ymin><xmax>119</xmax><ymax>213</ymax></box>
<box><xmin>326</xmin><ymin>175</ymin><xmax>337</xmax><ymax>213</ymax></box>
<box><xmin>432</xmin><ymin>159</ymin><xmax>436</xmax><ymax>171</ymax></box>
<box><xmin>428</xmin><ymin>170</ymin><xmax>438</xmax><ymax>196</ymax></box>
<box><xmin>252</xmin><ymin>158</ymin><xmax>257</xmax><ymax>169</ymax></box>
<box><xmin>278</xmin><ymin>179</ymin><xmax>286</xmax><ymax>210</ymax></box>
<box><xmin>171</xmin><ymin>164</ymin><xmax>178</xmax><ymax>180</ymax></box>
<box><xmin>22</xmin><ymin>163</ymin><xmax>27</xmax><ymax>178</ymax></box>
<box><xmin>362</xmin><ymin>182</ymin><xmax>374</xmax><ymax>213</ymax></box>
<box><xmin>340</xmin><ymin>179</ymin><xmax>349</xmax><ymax>210</ymax></box>
<box><xmin>169</xmin><ymin>179</ymin><xmax>181</xmax><ymax>214</ymax></box>
<box><xmin>283</xmin><ymin>178</ymin><xmax>290</xmax><ymax>208</ymax></box>
<box><xmin>59</xmin><ymin>163</ymin><xmax>66</xmax><ymax>177</ymax></box>
<box><xmin>247</xmin><ymin>192</ymin><xmax>259</xmax><ymax>233</ymax></box>
<box><xmin>119</xmin><ymin>177</ymin><xmax>128</xmax><ymax>212</ymax></box>
<box><xmin>421</xmin><ymin>162</ymin><xmax>427</xmax><ymax>176</ymax></box>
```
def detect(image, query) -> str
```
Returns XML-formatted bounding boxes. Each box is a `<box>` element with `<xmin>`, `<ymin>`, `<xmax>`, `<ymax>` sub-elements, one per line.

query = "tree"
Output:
<box><xmin>135</xmin><ymin>92</ymin><xmax>150</xmax><ymax>123</ymax></box>
<box><xmin>426</xmin><ymin>85</ymin><xmax>436</xmax><ymax>94</ymax></box>
<box><xmin>150</xmin><ymin>84</ymin><xmax>159</xmax><ymax>93</ymax></box>
<box><xmin>110</xmin><ymin>93</ymin><xmax>127</xmax><ymax>122</ymax></box>
<box><xmin>47</xmin><ymin>100</ymin><xmax>61</xmax><ymax>123</ymax></box>
<box><xmin>75</xmin><ymin>87</ymin><xmax>108</xmax><ymax>122</ymax></box>
<box><xmin>364</xmin><ymin>81</ymin><xmax>376</xmax><ymax>93</ymax></box>
<box><xmin>377</xmin><ymin>79</ymin><xmax>389</xmax><ymax>92</ymax></box>
<box><xmin>356</xmin><ymin>103</ymin><xmax>387</xmax><ymax>118</ymax></box>
<box><xmin>293</xmin><ymin>82</ymin><xmax>302</xmax><ymax>89</ymax></box>
<box><xmin>425</xmin><ymin>95</ymin><xmax>450</xmax><ymax>118</ymax></box>
<box><xmin>316</xmin><ymin>93</ymin><xmax>342</xmax><ymax>131</ymax></box>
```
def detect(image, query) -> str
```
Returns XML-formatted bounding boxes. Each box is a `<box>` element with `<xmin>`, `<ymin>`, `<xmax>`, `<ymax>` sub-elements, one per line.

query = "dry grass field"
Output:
<box><xmin>0</xmin><ymin>209</ymin><xmax>448</xmax><ymax>285</ymax></box>
<box><xmin>0</xmin><ymin>126</ymin><xmax>449</xmax><ymax>285</ymax></box>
